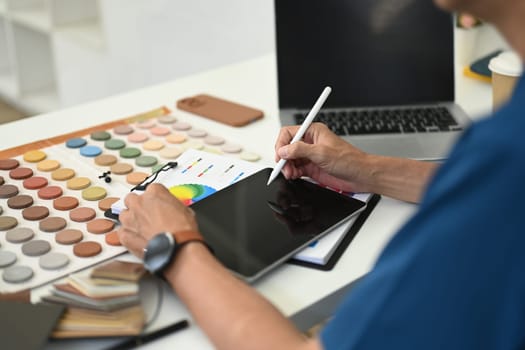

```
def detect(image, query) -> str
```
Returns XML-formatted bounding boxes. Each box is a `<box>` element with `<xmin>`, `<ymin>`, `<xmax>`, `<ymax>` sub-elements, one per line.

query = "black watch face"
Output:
<box><xmin>144</xmin><ymin>233</ymin><xmax>174</xmax><ymax>273</ymax></box>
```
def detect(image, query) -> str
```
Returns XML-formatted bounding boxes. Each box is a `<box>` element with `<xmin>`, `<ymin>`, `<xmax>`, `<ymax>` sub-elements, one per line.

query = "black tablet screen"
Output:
<box><xmin>190</xmin><ymin>168</ymin><xmax>366</xmax><ymax>281</ymax></box>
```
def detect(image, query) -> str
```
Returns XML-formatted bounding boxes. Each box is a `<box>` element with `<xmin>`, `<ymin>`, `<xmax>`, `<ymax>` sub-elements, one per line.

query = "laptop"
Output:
<box><xmin>274</xmin><ymin>0</ymin><xmax>471</xmax><ymax>160</ymax></box>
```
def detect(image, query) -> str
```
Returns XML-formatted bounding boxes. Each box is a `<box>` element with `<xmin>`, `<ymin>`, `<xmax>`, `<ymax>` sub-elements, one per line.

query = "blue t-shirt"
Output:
<box><xmin>322</xmin><ymin>75</ymin><xmax>525</xmax><ymax>349</ymax></box>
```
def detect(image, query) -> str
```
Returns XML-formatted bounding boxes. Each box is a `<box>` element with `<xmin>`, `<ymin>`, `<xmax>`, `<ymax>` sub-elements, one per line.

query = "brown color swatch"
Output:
<box><xmin>110</xmin><ymin>163</ymin><xmax>133</xmax><ymax>175</ymax></box>
<box><xmin>22</xmin><ymin>206</ymin><xmax>50</xmax><ymax>221</ymax></box>
<box><xmin>23</xmin><ymin>176</ymin><xmax>48</xmax><ymax>190</ymax></box>
<box><xmin>9</xmin><ymin>167</ymin><xmax>33</xmax><ymax>180</ymax></box>
<box><xmin>73</xmin><ymin>241</ymin><xmax>102</xmax><ymax>257</ymax></box>
<box><xmin>55</xmin><ymin>229</ymin><xmax>84</xmax><ymax>245</ymax></box>
<box><xmin>69</xmin><ymin>207</ymin><xmax>96</xmax><ymax>222</ymax></box>
<box><xmin>38</xmin><ymin>186</ymin><xmax>63</xmax><ymax>200</ymax></box>
<box><xmin>0</xmin><ymin>184</ymin><xmax>19</xmax><ymax>198</ymax></box>
<box><xmin>87</xmin><ymin>219</ymin><xmax>115</xmax><ymax>234</ymax></box>
<box><xmin>53</xmin><ymin>196</ymin><xmax>79</xmax><ymax>211</ymax></box>
<box><xmin>40</xmin><ymin>217</ymin><xmax>67</xmax><ymax>232</ymax></box>
<box><xmin>98</xmin><ymin>197</ymin><xmax>119</xmax><ymax>211</ymax></box>
<box><xmin>95</xmin><ymin>154</ymin><xmax>118</xmax><ymax>166</ymax></box>
<box><xmin>105</xmin><ymin>231</ymin><xmax>122</xmax><ymax>246</ymax></box>
<box><xmin>0</xmin><ymin>159</ymin><xmax>20</xmax><ymax>170</ymax></box>
<box><xmin>0</xmin><ymin>216</ymin><xmax>18</xmax><ymax>230</ymax></box>
<box><xmin>7</xmin><ymin>195</ymin><xmax>34</xmax><ymax>209</ymax></box>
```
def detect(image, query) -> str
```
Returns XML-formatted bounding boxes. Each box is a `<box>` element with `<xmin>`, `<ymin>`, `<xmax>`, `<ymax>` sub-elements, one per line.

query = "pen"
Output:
<box><xmin>105</xmin><ymin>319</ymin><xmax>190</xmax><ymax>350</ymax></box>
<box><xmin>267</xmin><ymin>86</ymin><xmax>332</xmax><ymax>185</ymax></box>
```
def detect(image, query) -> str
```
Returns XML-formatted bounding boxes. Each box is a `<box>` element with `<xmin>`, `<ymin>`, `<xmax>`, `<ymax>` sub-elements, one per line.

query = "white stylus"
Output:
<box><xmin>267</xmin><ymin>86</ymin><xmax>332</xmax><ymax>186</ymax></box>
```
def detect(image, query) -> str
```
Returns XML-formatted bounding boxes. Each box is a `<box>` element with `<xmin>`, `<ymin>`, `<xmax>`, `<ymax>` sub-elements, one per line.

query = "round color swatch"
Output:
<box><xmin>114</xmin><ymin>125</ymin><xmax>134</xmax><ymax>135</ymax></box>
<box><xmin>127</xmin><ymin>132</ymin><xmax>149</xmax><ymax>143</ymax></box>
<box><xmin>65</xmin><ymin>138</ymin><xmax>87</xmax><ymax>148</ymax></box>
<box><xmin>53</xmin><ymin>196</ymin><xmax>79</xmax><ymax>210</ymax></box>
<box><xmin>0</xmin><ymin>159</ymin><xmax>19</xmax><ymax>170</ymax></box>
<box><xmin>38</xmin><ymin>186</ymin><xmax>63</xmax><ymax>200</ymax></box>
<box><xmin>23</xmin><ymin>150</ymin><xmax>46</xmax><ymax>163</ymax></box>
<box><xmin>2</xmin><ymin>266</ymin><xmax>33</xmax><ymax>283</ymax></box>
<box><xmin>70</xmin><ymin>207</ymin><xmax>96</xmax><ymax>222</ymax></box>
<box><xmin>119</xmin><ymin>147</ymin><xmax>141</xmax><ymax>159</ymax></box>
<box><xmin>37</xmin><ymin>159</ymin><xmax>60</xmax><ymax>172</ymax></box>
<box><xmin>9</xmin><ymin>167</ymin><xmax>33</xmax><ymax>180</ymax></box>
<box><xmin>104</xmin><ymin>139</ymin><xmax>126</xmax><ymax>150</ymax></box>
<box><xmin>240</xmin><ymin>152</ymin><xmax>261</xmax><ymax>162</ymax></box>
<box><xmin>39</xmin><ymin>252</ymin><xmax>69</xmax><ymax>270</ymax></box>
<box><xmin>135</xmin><ymin>156</ymin><xmax>158</xmax><ymax>167</ymax></box>
<box><xmin>169</xmin><ymin>184</ymin><xmax>217</xmax><ymax>206</ymax></box>
<box><xmin>204</xmin><ymin>135</ymin><xmax>226</xmax><ymax>146</ymax></box>
<box><xmin>105</xmin><ymin>231</ymin><xmax>121</xmax><ymax>246</ymax></box>
<box><xmin>56</xmin><ymin>229</ymin><xmax>83</xmax><ymax>244</ymax></box>
<box><xmin>159</xmin><ymin>147</ymin><xmax>182</xmax><ymax>159</ymax></box>
<box><xmin>87</xmin><ymin>218</ymin><xmax>115</xmax><ymax>234</ymax></box>
<box><xmin>202</xmin><ymin>147</ymin><xmax>222</xmax><ymax>155</ymax></box>
<box><xmin>166</xmin><ymin>133</ymin><xmax>187</xmax><ymax>144</ymax></box>
<box><xmin>126</xmin><ymin>172</ymin><xmax>149</xmax><ymax>185</ymax></box>
<box><xmin>7</xmin><ymin>195</ymin><xmax>34</xmax><ymax>209</ymax></box>
<box><xmin>91</xmin><ymin>131</ymin><xmax>111</xmax><ymax>141</ymax></box>
<box><xmin>0</xmin><ymin>184</ymin><xmax>19</xmax><ymax>198</ymax></box>
<box><xmin>221</xmin><ymin>143</ymin><xmax>243</xmax><ymax>153</ymax></box>
<box><xmin>111</xmin><ymin>163</ymin><xmax>133</xmax><ymax>175</ymax></box>
<box><xmin>150</xmin><ymin>126</ymin><xmax>170</xmax><ymax>136</ymax></box>
<box><xmin>136</xmin><ymin>120</ymin><xmax>156</xmax><ymax>129</ymax></box>
<box><xmin>67</xmin><ymin>177</ymin><xmax>91</xmax><ymax>190</ymax></box>
<box><xmin>0</xmin><ymin>216</ymin><xmax>18</xmax><ymax>230</ymax></box>
<box><xmin>40</xmin><ymin>217</ymin><xmax>67</xmax><ymax>232</ymax></box>
<box><xmin>22</xmin><ymin>240</ymin><xmax>51</xmax><ymax>256</ymax></box>
<box><xmin>22</xmin><ymin>206</ymin><xmax>49</xmax><ymax>221</ymax></box>
<box><xmin>80</xmin><ymin>145</ymin><xmax>103</xmax><ymax>157</ymax></box>
<box><xmin>73</xmin><ymin>241</ymin><xmax>102</xmax><ymax>257</ymax></box>
<box><xmin>23</xmin><ymin>176</ymin><xmax>48</xmax><ymax>190</ymax></box>
<box><xmin>172</xmin><ymin>121</ymin><xmax>191</xmax><ymax>131</ymax></box>
<box><xmin>82</xmin><ymin>186</ymin><xmax>107</xmax><ymax>201</ymax></box>
<box><xmin>187</xmin><ymin>129</ymin><xmax>207</xmax><ymax>138</ymax></box>
<box><xmin>151</xmin><ymin>164</ymin><xmax>165</xmax><ymax>173</ymax></box>
<box><xmin>98</xmin><ymin>197</ymin><xmax>120</xmax><ymax>211</ymax></box>
<box><xmin>51</xmin><ymin>168</ymin><xmax>76</xmax><ymax>181</ymax></box>
<box><xmin>0</xmin><ymin>251</ymin><xmax>17</xmax><ymax>267</ymax></box>
<box><xmin>95</xmin><ymin>154</ymin><xmax>118</xmax><ymax>166</ymax></box>
<box><xmin>6</xmin><ymin>227</ymin><xmax>35</xmax><ymax>243</ymax></box>
<box><xmin>183</xmin><ymin>140</ymin><xmax>204</xmax><ymax>150</ymax></box>
<box><xmin>142</xmin><ymin>139</ymin><xmax>164</xmax><ymax>151</ymax></box>
<box><xmin>158</xmin><ymin>115</ymin><xmax>177</xmax><ymax>124</ymax></box>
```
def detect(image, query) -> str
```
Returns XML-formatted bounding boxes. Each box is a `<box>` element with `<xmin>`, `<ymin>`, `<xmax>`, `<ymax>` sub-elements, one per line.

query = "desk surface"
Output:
<box><xmin>1</xmin><ymin>53</ymin><xmax>492</xmax><ymax>349</ymax></box>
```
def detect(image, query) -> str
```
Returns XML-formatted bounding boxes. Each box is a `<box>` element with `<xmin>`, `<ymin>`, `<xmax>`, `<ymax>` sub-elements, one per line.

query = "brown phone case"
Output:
<box><xmin>176</xmin><ymin>94</ymin><xmax>263</xmax><ymax>127</ymax></box>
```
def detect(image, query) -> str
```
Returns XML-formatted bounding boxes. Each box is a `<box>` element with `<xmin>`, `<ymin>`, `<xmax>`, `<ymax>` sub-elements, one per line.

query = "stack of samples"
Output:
<box><xmin>42</xmin><ymin>260</ymin><xmax>147</xmax><ymax>338</ymax></box>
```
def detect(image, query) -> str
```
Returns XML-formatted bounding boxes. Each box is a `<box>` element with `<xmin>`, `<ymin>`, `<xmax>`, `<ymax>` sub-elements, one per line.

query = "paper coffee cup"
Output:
<box><xmin>489</xmin><ymin>51</ymin><xmax>523</xmax><ymax>110</ymax></box>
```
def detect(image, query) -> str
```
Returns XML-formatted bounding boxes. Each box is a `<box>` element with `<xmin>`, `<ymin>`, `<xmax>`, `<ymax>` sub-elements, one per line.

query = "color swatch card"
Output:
<box><xmin>111</xmin><ymin>149</ymin><xmax>263</xmax><ymax>214</ymax></box>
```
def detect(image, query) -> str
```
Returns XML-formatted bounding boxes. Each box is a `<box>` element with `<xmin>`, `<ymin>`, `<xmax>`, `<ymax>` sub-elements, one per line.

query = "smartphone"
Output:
<box><xmin>176</xmin><ymin>94</ymin><xmax>264</xmax><ymax>127</ymax></box>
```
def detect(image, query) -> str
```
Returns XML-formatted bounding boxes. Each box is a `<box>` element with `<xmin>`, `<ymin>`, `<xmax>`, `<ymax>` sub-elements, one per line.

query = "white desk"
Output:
<box><xmin>1</xmin><ymin>53</ymin><xmax>492</xmax><ymax>349</ymax></box>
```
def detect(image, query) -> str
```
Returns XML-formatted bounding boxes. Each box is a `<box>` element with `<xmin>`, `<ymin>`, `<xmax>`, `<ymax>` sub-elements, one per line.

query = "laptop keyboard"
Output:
<box><xmin>294</xmin><ymin>107</ymin><xmax>463</xmax><ymax>136</ymax></box>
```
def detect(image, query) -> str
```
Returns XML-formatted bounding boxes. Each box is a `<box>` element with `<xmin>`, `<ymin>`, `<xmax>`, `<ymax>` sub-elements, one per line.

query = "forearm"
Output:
<box><xmin>359</xmin><ymin>155</ymin><xmax>439</xmax><ymax>203</ymax></box>
<box><xmin>164</xmin><ymin>243</ymin><xmax>320</xmax><ymax>350</ymax></box>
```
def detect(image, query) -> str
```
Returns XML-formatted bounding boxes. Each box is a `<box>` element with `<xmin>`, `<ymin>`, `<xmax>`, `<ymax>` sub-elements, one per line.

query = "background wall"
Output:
<box><xmin>0</xmin><ymin>0</ymin><xmax>275</xmax><ymax>116</ymax></box>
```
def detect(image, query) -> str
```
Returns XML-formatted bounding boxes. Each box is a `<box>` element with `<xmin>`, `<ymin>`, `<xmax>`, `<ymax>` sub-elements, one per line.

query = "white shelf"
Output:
<box><xmin>55</xmin><ymin>19</ymin><xmax>105</xmax><ymax>49</ymax></box>
<box><xmin>9</xmin><ymin>7</ymin><xmax>51</xmax><ymax>32</ymax></box>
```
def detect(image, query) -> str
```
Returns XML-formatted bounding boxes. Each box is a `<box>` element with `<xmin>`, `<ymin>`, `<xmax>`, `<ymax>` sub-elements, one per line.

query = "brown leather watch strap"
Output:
<box><xmin>171</xmin><ymin>230</ymin><xmax>205</xmax><ymax>244</ymax></box>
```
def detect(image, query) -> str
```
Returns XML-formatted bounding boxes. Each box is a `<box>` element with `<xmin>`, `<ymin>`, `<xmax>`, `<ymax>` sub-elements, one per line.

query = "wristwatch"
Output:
<box><xmin>143</xmin><ymin>231</ymin><xmax>206</xmax><ymax>276</ymax></box>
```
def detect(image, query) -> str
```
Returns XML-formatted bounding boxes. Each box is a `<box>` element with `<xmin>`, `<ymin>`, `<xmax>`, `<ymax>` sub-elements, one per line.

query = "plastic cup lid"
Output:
<box><xmin>489</xmin><ymin>51</ymin><xmax>523</xmax><ymax>77</ymax></box>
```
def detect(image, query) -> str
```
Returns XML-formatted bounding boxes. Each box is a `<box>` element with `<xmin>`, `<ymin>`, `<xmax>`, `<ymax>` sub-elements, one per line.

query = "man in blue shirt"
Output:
<box><xmin>117</xmin><ymin>0</ymin><xmax>525</xmax><ymax>348</ymax></box>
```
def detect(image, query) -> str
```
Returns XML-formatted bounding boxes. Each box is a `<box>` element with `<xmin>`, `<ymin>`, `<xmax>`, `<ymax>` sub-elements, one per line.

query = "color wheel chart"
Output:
<box><xmin>169</xmin><ymin>184</ymin><xmax>217</xmax><ymax>206</ymax></box>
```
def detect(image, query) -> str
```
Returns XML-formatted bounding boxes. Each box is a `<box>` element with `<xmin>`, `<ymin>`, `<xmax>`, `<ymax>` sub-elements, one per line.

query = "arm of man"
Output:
<box><xmin>165</xmin><ymin>243</ymin><xmax>321</xmax><ymax>350</ymax></box>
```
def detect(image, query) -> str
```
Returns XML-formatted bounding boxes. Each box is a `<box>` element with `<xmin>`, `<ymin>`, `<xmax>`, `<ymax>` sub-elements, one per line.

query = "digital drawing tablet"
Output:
<box><xmin>190</xmin><ymin>168</ymin><xmax>367</xmax><ymax>282</ymax></box>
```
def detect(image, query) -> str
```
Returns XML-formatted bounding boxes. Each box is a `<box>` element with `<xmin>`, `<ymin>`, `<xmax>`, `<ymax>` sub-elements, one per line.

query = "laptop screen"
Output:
<box><xmin>275</xmin><ymin>0</ymin><xmax>455</xmax><ymax>109</ymax></box>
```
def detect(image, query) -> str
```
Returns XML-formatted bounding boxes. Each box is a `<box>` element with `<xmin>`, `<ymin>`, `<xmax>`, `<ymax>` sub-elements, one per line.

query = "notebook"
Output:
<box><xmin>274</xmin><ymin>0</ymin><xmax>471</xmax><ymax>160</ymax></box>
